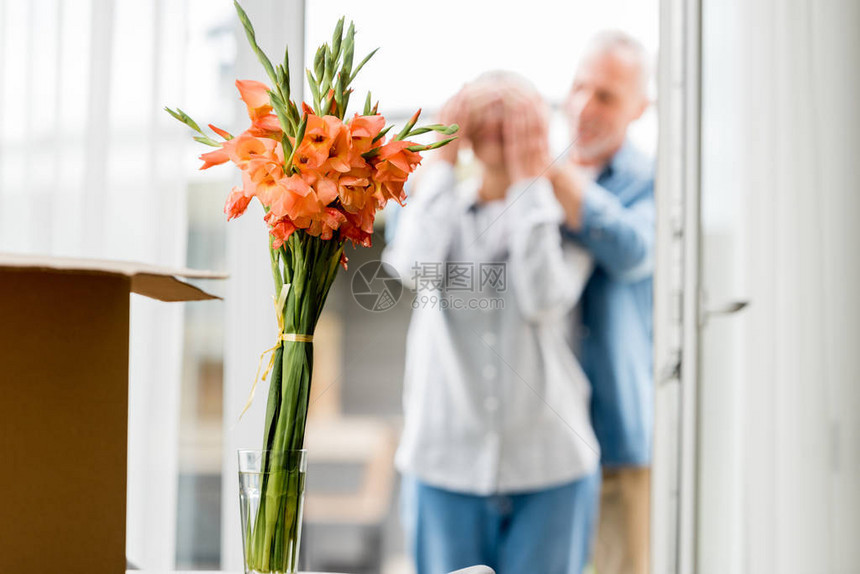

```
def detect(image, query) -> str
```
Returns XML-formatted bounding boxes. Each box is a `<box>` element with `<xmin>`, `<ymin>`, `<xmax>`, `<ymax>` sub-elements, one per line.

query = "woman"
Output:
<box><xmin>383</xmin><ymin>72</ymin><xmax>600</xmax><ymax>574</ymax></box>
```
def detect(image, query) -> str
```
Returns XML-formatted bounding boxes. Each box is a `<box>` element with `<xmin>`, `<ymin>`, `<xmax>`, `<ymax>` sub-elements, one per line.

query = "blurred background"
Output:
<box><xmin>0</xmin><ymin>0</ymin><xmax>657</xmax><ymax>571</ymax></box>
<box><xmin>2</xmin><ymin>0</ymin><xmax>859</xmax><ymax>573</ymax></box>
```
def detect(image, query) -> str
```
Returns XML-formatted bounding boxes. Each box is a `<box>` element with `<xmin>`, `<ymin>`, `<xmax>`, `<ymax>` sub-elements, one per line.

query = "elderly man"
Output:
<box><xmin>549</xmin><ymin>31</ymin><xmax>655</xmax><ymax>574</ymax></box>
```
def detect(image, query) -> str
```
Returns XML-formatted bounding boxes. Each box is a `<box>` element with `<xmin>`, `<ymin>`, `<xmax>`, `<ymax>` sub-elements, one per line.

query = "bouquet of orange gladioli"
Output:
<box><xmin>167</xmin><ymin>2</ymin><xmax>456</xmax><ymax>572</ymax></box>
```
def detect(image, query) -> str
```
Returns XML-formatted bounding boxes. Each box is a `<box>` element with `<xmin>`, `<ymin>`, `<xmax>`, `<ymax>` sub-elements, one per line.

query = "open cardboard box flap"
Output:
<box><xmin>0</xmin><ymin>252</ymin><xmax>227</xmax><ymax>301</ymax></box>
<box><xmin>0</xmin><ymin>253</ymin><xmax>226</xmax><ymax>572</ymax></box>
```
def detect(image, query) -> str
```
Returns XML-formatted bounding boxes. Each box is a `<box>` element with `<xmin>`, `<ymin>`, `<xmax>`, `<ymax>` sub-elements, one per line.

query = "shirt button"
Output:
<box><xmin>482</xmin><ymin>364</ymin><xmax>497</xmax><ymax>379</ymax></box>
<box><xmin>484</xmin><ymin>396</ymin><xmax>500</xmax><ymax>412</ymax></box>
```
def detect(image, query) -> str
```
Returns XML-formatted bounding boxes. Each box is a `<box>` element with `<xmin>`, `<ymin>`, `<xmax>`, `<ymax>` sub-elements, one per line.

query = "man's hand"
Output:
<box><xmin>502</xmin><ymin>90</ymin><xmax>551</xmax><ymax>183</ymax></box>
<box><xmin>548</xmin><ymin>162</ymin><xmax>588</xmax><ymax>230</ymax></box>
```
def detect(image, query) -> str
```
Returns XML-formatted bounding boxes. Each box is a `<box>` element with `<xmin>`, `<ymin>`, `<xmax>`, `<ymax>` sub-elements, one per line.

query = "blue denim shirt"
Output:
<box><xmin>564</xmin><ymin>141</ymin><xmax>655</xmax><ymax>467</ymax></box>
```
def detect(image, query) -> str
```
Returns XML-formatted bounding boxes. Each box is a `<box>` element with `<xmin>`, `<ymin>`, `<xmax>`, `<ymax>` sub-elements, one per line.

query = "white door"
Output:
<box><xmin>653</xmin><ymin>0</ymin><xmax>860</xmax><ymax>572</ymax></box>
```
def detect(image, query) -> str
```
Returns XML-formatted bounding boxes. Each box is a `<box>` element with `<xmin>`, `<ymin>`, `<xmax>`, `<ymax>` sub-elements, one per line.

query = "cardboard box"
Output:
<box><xmin>0</xmin><ymin>253</ymin><xmax>224</xmax><ymax>573</ymax></box>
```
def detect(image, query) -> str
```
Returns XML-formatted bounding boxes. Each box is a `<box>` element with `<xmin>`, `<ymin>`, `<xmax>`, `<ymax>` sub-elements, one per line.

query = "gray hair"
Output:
<box><xmin>584</xmin><ymin>30</ymin><xmax>651</xmax><ymax>96</ymax></box>
<box><xmin>471</xmin><ymin>69</ymin><xmax>540</xmax><ymax>97</ymax></box>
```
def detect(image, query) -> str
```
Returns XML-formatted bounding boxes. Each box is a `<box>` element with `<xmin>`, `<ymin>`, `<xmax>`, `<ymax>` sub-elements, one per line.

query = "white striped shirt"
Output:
<box><xmin>383</xmin><ymin>162</ymin><xmax>600</xmax><ymax>495</ymax></box>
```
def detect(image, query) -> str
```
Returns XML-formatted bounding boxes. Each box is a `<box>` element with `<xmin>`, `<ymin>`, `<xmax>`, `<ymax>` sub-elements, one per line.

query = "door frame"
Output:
<box><xmin>652</xmin><ymin>0</ymin><xmax>702</xmax><ymax>571</ymax></box>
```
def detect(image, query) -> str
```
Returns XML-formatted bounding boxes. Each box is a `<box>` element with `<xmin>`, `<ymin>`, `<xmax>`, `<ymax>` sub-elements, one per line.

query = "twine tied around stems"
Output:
<box><xmin>239</xmin><ymin>283</ymin><xmax>314</xmax><ymax>421</ymax></box>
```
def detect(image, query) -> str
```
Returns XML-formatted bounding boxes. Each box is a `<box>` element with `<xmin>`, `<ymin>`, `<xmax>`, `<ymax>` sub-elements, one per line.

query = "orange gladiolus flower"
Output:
<box><xmin>267</xmin><ymin>175</ymin><xmax>323</xmax><ymax>221</ymax></box>
<box><xmin>303</xmin><ymin>207</ymin><xmax>347</xmax><ymax>241</ymax></box>
<box><xmin>371</xmin><ymin>140</ymin><xmax>421</xmax><ymax>205</ymax></box>
<box><xmin>249</xmin><ymin>114</ymin><xmax>283</xmax><ymax>140</ymax></box>
<box><xmin>209</xmin><ymin>124</ymin><xmax>233</xmax><ymax>140</ymax></box>
<box><xmin>294</xmin><ymin>114</ymin><xmax>340</xmax><ymax>171</ymax></box>
<box><xmin>376</xmin><ymin>178</ymin><xmax>408</xmax><ymax>206</ymax></box>
<box><xmin>301</xmin><ymin>170</ymin><xmax>339</xmax><ymax>206</ymax></box>
<box><xmin>180</xmin><ymin>88</ymin><xmax>437</xmax><ymax>253</ymax></box>
<box><xmin>336</xmin><ymin>168</ymin><xmax>372</xmax><ymax>212</ymax></box>
<box><xmin>197</xmin><ymin>126</ymin><xmax>233</xmax><ymax>170</ymax></box>
<box><xmin>236</xmin><ymin>80</ymin><xmax>273</xmax><ymax>121</ymax></box>
<box><xmin>245</xmin><ymin>158</ymin><xmax>288</xmax><ymax>206</ymax></box>
<box><xmin>322</xmin><ymin>122</ymin><xmax>352</xmax><ymax>173</ymax></box>
<box><xmin>372</xmin><ymin>158</ymin><xmax>402</xmax><ymax>182</ymax></box>
<box><xmin>224</xmin><ymin>187</ymin><xmax>252</xmax><ymax>220</ymax></box>
<box><xmin>225</xmin><ymin>132</ymin><xmax>279</xmax><ymax>169</ymax></box>
<box><xmin>339</xmin><ymin>206</ymin><xmax>376</xmax><ymax>248</ymax></box>
<box><xmin>348</xmin><ymin>114</ymin><xmax>385</xmax><ymax>156</ymax></box>
<box><xmin>376</xmin><ymin>139</ymin><xmax>422</xmax><ymax>177</ymax></box>
<box><xmin>199</xmin><ymin>147</ymin><xmax>230</xmax><ymax>170</ymax></box>
<box><xmin>265</xmin><ymin>212</ymin><xmax>298</xmax><ymax>248</ymax></box>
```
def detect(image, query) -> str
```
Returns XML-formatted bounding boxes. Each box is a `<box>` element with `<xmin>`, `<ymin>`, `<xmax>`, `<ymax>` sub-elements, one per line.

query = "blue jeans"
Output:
<box><xmin>400</xmin><ymin>472</ymin><xmax>601</xmax><ymax>574</ymax></box>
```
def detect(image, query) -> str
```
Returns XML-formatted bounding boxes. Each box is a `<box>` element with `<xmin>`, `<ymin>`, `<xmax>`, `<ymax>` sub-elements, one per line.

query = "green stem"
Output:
<box><xmin>246</xmin><ymin>230</ymin><xmax>344</xmax><ymax>573</ymax></box>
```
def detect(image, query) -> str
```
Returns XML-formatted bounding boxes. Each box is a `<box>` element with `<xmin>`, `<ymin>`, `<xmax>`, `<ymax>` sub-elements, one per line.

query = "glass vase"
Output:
<box><xmin>238</xmin><ymin>449</ymin><xmax>308</xmax><ymax>574</ymax></box>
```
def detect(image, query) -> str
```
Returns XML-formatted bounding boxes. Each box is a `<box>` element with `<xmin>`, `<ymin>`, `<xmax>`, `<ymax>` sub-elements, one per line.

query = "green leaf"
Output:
<box><xmin>429</xmin><ymin>136</ymin><xmax>458</xmax><ymax>149</ymax></box>
<box><xmin>287</xmin><ymin>114</ymin><xmax>308</xmax><ymax>168</ymax></box>
<box><xmin>288</xmin><ymin>99</ymin><xmax>300</xmax><ymax>126</ymax></box>
<box><xmin>274</xmin><ymin>64</ymin><xmax>290</xmax><ymax>102</ymax></box>
<box><xmin>372</xmin><ymin>124</ymin><xmax>393</xmax><ymax>143</ymax></box>
<box><xmin>295</xmin><ymin>114</ymin><xmax>308</xmax><ymax>147</ymax></box>
<box><xmin>322</xmin><ymin>45</ymin><xmax>333</xmax><ymax>94</ymax></box>
<box><xmin>233</xmin><ymin>0</ymin><xmax>277</xmax><ymax>86</ymax></box>
<box><xmin>270</xmin><ymin>91</ymin><xmax>292</xmax><ymax>135</ymax></box>
<box><xmin>408</xmin><ymin>123</ymin><xmax>460</xmax><ymax>137</ymax></box>
<box><xmin>281</xmin><ymin>133</ymin><xmax>293</xmax><ymax>162</ymax></box>
<box><xmin>342</xmin><ymin>89</ymin><xmax>351</xmax><ymax>118</ymax></box>
<box><xmin>334</xmin><ymin>72</ymin><xmax>345</xmax><ymax>118</ymax></box>
<box><xmin>363</xmin><ymin>92</ymin><xmax>372</xmax><ymax>116</ymax></box>
<box><xmin>403</xmin><ymin>126</ymin><xmax>433</xmax><ymax>136</ymax></box>
<box><xmin>164</xmin><ymin>106</ymin><xmax>184</xmax><ymax>123</ymax></box>
<box><xmin>313</xmin><ymin>46</ymin><xmax>325</xmax><ymax>82</ymax></box>
<box><xmin>397</xmin><ymin>109</ymin><xmax>422</xmax><ymax>140</ymax></box>
<box><xmin>193</xmin><ymin>135</ymin><xmax>221</xmax><ymax>147</ymax></box>
<box><xmin>331</xmin><ymin>17</ymin><xmax>344</xmax><ymax>61</ymax></box>
<box><xmin>406</xmin><ymin>136</ymin><xmax>458</xmax><ymax>152</ymax></box>
<box><xmin>348</xmin><ymin>47</ymin><xmax>379</xmax><ymax>84</ymax></box>
<box><xmin>306</xmin><ymin>68</ymin><xmax>321</xmax><ymax>114</ymax></box>
<box><xmin>342</xmin><ymin>22</ymin><xmax>355</xmax><ymax>79</ymax></box>
<box><xmin>165</xmin><ymin>106</ymin><xmax>204</xmax><ymax>134</ymax></box>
